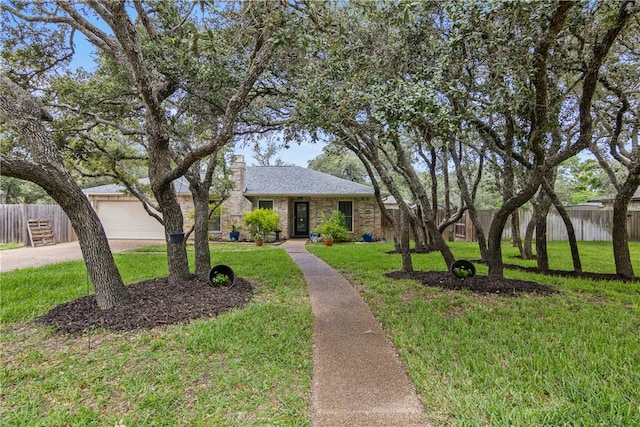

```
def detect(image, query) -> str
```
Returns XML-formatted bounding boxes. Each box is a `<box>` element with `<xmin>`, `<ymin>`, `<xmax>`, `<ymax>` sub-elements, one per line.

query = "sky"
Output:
<box><xmin>233</xmin><ymin>139</ymin><xmax>327</xmax><ymax>167</ymax></box>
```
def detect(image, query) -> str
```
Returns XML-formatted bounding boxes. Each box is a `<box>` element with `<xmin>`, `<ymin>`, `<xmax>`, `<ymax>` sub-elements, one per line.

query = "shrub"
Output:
<box><xmin>314</xmin><ymin>210</ymin><xmax>349</xmax><ymax>242</ymax></box>
<box><xmin>243</xmin><ymin>208</ymin><xmax>281</xmax><ymax>239</ymax></box>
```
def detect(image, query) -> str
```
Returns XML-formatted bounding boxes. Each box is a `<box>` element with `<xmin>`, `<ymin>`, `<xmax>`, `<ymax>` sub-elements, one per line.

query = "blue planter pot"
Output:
<box><xmin>229</xmin><ymin>231</ymin><xmax>240</xmax><ymax>241</ymax></box>
<box><xmin>363</xmin><ymin>233</ymin><xmax>372</xmax><ymax>242</ymax></box>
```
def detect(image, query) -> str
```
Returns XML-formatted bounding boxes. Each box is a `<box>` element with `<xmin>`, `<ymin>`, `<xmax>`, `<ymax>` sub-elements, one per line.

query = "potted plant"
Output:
<box><xmin>208</xmin><ymin>264</ymin><xmax>236</xmax><ymax>288</ymax></box>
<box><xmin>313</xmin><ymin>210</ymin><xmax>349</xmax><ymax>245</ymax></box>
<box><xmin>243</xmin><ymin>208</ymin><xmax>280</xmax><ymax>246</ymax></box>
<box><xmin>450</xmin><ymin>259</ymin><xmax>476</xmax><ymax>279</ymax></box>
<box><xmin>229</xmin><ymin>224</ymin><xmax>240</xmax><ymax>241</ymax></box>
<box><xmin>361</xmin><ymin>227</ymin><xmax>373</xmax><ymax>242</ymax></box>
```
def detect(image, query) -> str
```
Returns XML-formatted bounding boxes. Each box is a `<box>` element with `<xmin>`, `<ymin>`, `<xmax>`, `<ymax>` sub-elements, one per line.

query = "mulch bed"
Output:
<box><xmin>503</xmin><ymin>263</ymin><xmax>640</xmax><ymax>282</ymax></box>
<box><xmin>36</xmin><ymin>259</ymin><xmax>637</xmax><ymax>335</ymax></box>
<box><xmin>385</xmin><ymin>270</ymin><xmax>559</xmax><ymax>296</ymax></box>
<box><xmin>36</xmin><ymin>276</ymin><xmax>254</xmax><ymax>335</ymax></box>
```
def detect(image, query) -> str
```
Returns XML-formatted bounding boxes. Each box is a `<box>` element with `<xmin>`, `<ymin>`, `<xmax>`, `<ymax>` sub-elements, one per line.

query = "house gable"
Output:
<box><xmin>83</xmin><ymin>156</ymin><xmax>387</xmax><ymax>240</ymax></box>
<box><xmin>244</xmin><ymin>165</ymin><xmax>376</xmax><ymax>196</ymax></box>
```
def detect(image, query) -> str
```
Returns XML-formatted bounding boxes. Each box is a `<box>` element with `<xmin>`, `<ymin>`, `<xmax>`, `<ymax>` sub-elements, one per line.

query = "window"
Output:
<box><xmin>209</xmin><ymin>214</ymin><xmax>221</xmax><ymax>232</ymax></box>
<box><xmin>338</xmin><ymin>200</ymin><xmax>353</xmax><ymax>231</ymax></box>
<box><xmin>209</xmin><ymin>203</ymin><xmax>222</xmax><ymax>232</ymax></box>
<box><xmin>258</xmin><ymin>200</ymin><xmax>274</xmax><ymax>210</ymax></box>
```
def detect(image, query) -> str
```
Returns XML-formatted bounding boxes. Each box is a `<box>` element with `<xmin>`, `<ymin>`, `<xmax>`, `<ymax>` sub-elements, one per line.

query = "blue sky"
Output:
<box><xmin>234</xmin><ymin>142</ymin><xmax>326</xmax><ymax>167</ymax></box>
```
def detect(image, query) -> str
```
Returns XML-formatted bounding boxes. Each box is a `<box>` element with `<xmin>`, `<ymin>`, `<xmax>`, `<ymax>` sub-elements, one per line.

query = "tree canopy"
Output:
<box><xmin>2</xmin><ymin>0</ymin><xmax>638</xmax><ymax>288</ymax></box>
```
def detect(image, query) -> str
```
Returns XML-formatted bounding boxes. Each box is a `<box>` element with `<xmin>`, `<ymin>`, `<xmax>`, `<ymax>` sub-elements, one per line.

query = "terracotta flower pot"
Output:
<box><xmin>255</xmin><ymin>237</ymin><xmax>264</xmax><ymax>246</ymax></box>
<box><xmin>324</xmin><ymin>238</ymin><xmax>334</xmax><ymax>246</ymax></box>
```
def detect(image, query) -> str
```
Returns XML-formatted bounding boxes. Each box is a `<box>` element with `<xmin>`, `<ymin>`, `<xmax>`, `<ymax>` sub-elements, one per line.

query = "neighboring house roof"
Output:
<box><xmin>83</xmin><ymin>166</ymin><xmax>377</xmax><ymax>197</ymax></box>
<box><xmin>588</xmin><ymin>185</ymin><xmax>640</xmax><ymax>203</ymax></box>
<box><xmin>244</xmin><ymin>166</ymin><xmax>375</xmax><ymax>196</ymax></box>
<box><xmin>564</xmin><ymin>202</ymin><xmax>605</xmax><ymax>210</ymax></box>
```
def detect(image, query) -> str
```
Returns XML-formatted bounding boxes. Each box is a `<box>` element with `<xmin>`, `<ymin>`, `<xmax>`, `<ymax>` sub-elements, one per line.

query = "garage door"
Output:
<box><xmin>96</xmin><ymin>201</ymin><xmax>165</xmax><ymax>239</ymax></box>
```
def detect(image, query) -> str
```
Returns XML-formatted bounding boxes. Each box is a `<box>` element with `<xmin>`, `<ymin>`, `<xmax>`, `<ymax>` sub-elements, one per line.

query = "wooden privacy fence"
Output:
<box><xmin>460</xmin><ymin>209</ymin><xmax>640</xmax><ymax>242</ymax></box>
<box><xmin>384</xmin><ymin>208</ymin><xmax>640</xmax><ymax>242</ymax></box>
<box><xmin>0</xmin><ymin>204</ymin><xmax>76</xmax><ymax>245</ymax></box>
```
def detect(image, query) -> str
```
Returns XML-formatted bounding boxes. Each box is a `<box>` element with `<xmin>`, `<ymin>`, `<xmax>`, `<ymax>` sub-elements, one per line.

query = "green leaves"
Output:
<box><xmin>313</xmin><ymin>210</ymin><xmax>349</xmax><ymax>242</ymax></box>
<box><xmin>243</xmin><ymin>208</ymin><xmax>281</xmax><ymax>238</ymax></box>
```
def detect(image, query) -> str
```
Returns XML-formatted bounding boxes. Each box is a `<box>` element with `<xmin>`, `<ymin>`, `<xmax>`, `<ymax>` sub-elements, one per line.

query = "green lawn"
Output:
<box><xmin>1</xmin><ymin>244</ymin><xmax>313</xmax><ymax>426</ymax></box>
<box><xmin>0</xmin><ymin>243</ymin><xmax>21</xmax><ymax>251</ymax></box>
<box><xmin>1</xmin><ymin>241</ymin><xmax>639</xmax><ymax>426</ymax></box>
<box><xmin>307</xmin><ymin>241</ymin><xmax>640</xmax><ymax>426</ymax></box>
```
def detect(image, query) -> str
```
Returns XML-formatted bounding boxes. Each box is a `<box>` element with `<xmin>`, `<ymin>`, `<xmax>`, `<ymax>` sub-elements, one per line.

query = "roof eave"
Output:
<box><xmin>243</xmin><ymin>192</ymin><xmax>382</xmax><ymax>197</ymax></box>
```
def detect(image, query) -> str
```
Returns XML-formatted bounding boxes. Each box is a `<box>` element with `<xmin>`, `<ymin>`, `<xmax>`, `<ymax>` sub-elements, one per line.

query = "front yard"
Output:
<box><xmin>1</xmin><ymin>245</ymin><xmax>314</xmax><ymax>426</ymax></box>
<box><xmin>1</xmin><ymin>241</ymin><xmax>639</xmax><ymax>425</ymax></box>
<box><xmin>308</xmin><ymin>241</ymin><xmax>640</xmax><ymax>426</ymax></box>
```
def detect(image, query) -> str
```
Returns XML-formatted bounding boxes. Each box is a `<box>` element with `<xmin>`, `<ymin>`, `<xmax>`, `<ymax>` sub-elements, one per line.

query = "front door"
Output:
<box><xmin>294</xmin><ymin>202</ymin><xmax>309</xmax><ymax>237</ymax></box>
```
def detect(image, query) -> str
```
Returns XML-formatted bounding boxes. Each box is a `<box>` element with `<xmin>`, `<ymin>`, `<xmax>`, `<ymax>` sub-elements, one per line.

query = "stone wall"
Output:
<box><xmin>309</xmin><ymin>196</ymin><xmax>382</xmax><ymax>238</ymax></box>
<box><xmin>218</xmin><ymin>195</ymin><xmax>384</xmax><ymax>241</ymax></box>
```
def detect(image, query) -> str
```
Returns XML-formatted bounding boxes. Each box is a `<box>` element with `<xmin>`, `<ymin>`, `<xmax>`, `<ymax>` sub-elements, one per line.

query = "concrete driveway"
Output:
<box><xmin>0</xmin><ymin>240</ymin><xmax>163</xmax><ymax>273</ymax></box>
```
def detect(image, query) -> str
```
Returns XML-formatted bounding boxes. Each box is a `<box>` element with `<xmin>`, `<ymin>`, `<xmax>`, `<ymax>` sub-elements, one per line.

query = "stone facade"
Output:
<box><xmin>217</xmin><ymin>156</ymin><xmax>253</xmax><ymax>239</ymax></box>
<box><xmin>212</xmin><ymin>157</ymin><xmax>385</xmax><ymax>241</ymax></box>
<box><xmin>88</xmin><ymin>156</ymin><xmax>387</xmax><ymax>242</ymax></box>
<box><xmin>220</xmin><ymin>195</ymin><xmax>383</xmax><ymax>241</ymax></box>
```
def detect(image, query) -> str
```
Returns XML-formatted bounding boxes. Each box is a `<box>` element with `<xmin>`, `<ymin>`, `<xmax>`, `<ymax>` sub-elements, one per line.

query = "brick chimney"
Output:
<box><xmin>231</xmin><ymin>155</ymin><xmax>246</xmax><ymax>192</ymax></box>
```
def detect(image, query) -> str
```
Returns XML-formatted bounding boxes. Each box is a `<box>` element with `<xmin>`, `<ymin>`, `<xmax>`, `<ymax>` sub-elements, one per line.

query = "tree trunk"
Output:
<box><xmin>147</xmin><ymin>125</ymin><xmax>190</xmax><ymax>284</ymax></box>
<box><xmin>0</xmin><ymin>75</ymin><xmax>129</xmax><ymax>309</ymax></box>
<box><xmin>511</xmin><ymin>210</ymin><xmax>525</xmax><ymax>256</ymax></box>
<box><xmin>487</xmin><ymin>181</ymin><xmax>542</xmax><ymax>278</ymax></box>
<box><xmin>469</xmin><ymin>207</ymin><xmax>489</xmax><ymax>261</ymax></box>
<box><xmin>344</xmin><ymin>133</ymin><xmax>414</xmax><ymax>261</ymax></box>
<box><xmin>612</xmin><ymin>173</ymin><xmax>640</xmax><ymax>278</ymax></box>
<box><xmin>62</xmin><ymin>186</ymin><xmax>131</xmax><ymax>308</ymax></box>
<box><xmin>542</xmin><ymin>179</ymin><xmax>582</xmax><ymax>273</ymax></box>
<box><xmin>535</xmin><ymin>204</ymin><xmax>550</xmax><ymax>271</ymax></box>
<box><xmin>356</xmin><ymin>152</ymin><xmax>401</xmax><ymax>253</ymax></box>
<box><xmin>190</xmin><ymin>186</ymin><xmax>212</xmax><ymax>277</ymax></box>
<box><xmin>155</xmin><ymin>184</ymin><xmax>191</xmax><ymax>283</ymax></box>
<box><xmin>389</xmin><ymin>137</ymin><xmax>455</xmax><ymax>266</ymax></box>
<box><xmin>6</xmin><ymin>161</ymin><xmax>131</xmax><ymax>309</ymax></box>
<box><xmin>523</xmin><ymin>212</ymin><xmax>536</xmax><ymax>260</ymax></box>
<box><xmin>533</xmin><ymin>187</ymin><xmax>553</xmax><ymax>271</ymax></box>
<box><xmin>410</xmin><ymin>209</ymin><xmax>430</xmax><ymax>253</ymax></box>
<box><xmin>185</xmin><ymin>157</ymin><xmax>224</xmax><ymax>278</ymax></box>
<box><xmin>400</xmin><ymin>208</ymin><xmax>413</xmax><ymax>272</ymax></box>
<box><xmin>447</xmin><ymin>137</ymin><xmax>488</xmax><ymax>260</ymax></box>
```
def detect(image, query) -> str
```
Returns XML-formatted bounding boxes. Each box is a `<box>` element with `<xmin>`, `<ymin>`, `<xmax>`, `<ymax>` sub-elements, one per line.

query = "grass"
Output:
<box><xmin>307</xmin><ymin>241</ymin><xmax>640</xmax><ymax>426</ymax></box>
<box><xmin>1</xmin><ymin>243</ymin><xmax>313</xmax><ymax>426</ymax></box>
<box><xmin>0</xmin><ymin>243</ymin><xmax>21</xmax><ymax>251</ymax></box>
<box><xmin>2</xmin><ymin>240</ymin><xmax>639</xmax><ymax>425</ymax></box>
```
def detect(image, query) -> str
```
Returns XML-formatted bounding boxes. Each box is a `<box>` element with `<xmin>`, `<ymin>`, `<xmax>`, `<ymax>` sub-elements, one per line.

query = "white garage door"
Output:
<box><xmin>96</xmin><ymin>201</ymin><xmax>165</xmax><ymax>239</ymax></box>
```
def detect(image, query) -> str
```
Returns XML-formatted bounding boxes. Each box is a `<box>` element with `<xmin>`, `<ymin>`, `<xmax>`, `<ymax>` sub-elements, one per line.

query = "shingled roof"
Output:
<box><xmin>588</xmin><ymin>185</ymin><xmax>640</xmax><ymax>203</ymax></box>
<box><xmin>83</xmin><ymin>166</ymin><xmax>376</xmax><ymax>197</ymax></box>
<box><xmin>244</xmin><ymin>166</ymin><xmax>375</xmax><ymax>196</ymax></box>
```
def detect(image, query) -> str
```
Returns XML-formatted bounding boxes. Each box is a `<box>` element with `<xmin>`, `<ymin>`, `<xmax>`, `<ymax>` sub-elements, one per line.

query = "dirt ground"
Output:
<box><xmin>36</xmin><ymin>262</ymin><xmax>638</xmax><ymax>335</ymax></box>
<box><xmin>385</xmin><ymin>270</ymin><xmax>559</xmax><ymax>295</ymax></box>
<box><xmin>36</xmin><ymin>276</ymin><xmax>254</xmax><ymax>335</ymax></box>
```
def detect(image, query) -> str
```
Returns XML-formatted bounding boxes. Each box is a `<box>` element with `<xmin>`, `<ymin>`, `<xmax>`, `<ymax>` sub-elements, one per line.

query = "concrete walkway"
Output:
<box><xmin>283</xmin><ymin>239</ymin><xmax>432</xmax><ymax>427</ymax></box>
